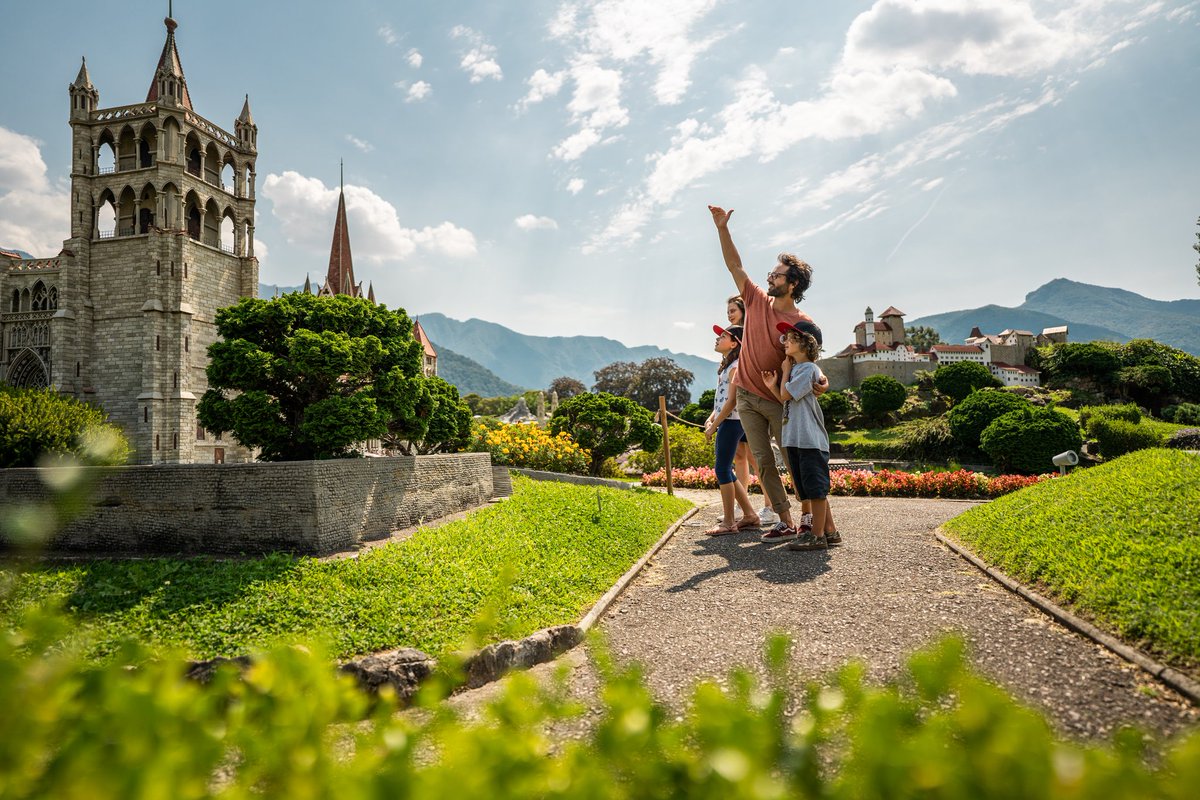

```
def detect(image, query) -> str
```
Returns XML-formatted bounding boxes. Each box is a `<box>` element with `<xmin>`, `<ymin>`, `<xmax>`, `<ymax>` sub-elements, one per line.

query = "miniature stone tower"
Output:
<box><xmin>58</xmin><ymin>12</ymin><xmax>259</xmax><ymax>463</ymax></box>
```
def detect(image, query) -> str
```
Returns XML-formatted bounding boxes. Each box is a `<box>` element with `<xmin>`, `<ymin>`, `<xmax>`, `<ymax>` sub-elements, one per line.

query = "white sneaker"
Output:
<box><xmin>800</xmin><ymin>513</ymin><xmax>813</xmax><ymax>528</ymax></box>
<box><xmin>758</xmin><ymin>506</ymin><xmax>780</xmax><ymax>526</ymax></box>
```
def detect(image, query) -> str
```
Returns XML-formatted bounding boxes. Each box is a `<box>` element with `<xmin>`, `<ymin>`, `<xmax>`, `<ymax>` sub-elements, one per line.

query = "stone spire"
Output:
<box><xmin>303</xmin><ymin>273</ymin><xmax>312</xmax><ymax>294</ymax></box>
<box><xmin>238</xmin><ymin>94</ymin><xmax>254</xmax><ymax>125</ymax></box>
<box><xmin>69</xmin><ymin>57</ymin><xmax>99</xmax><ymax>119</ymax></box>
<box><xmin>72</xmin><ymin>57</ymin><xmax>94</xmax><ymax>90</ymax></box>
<box><xmin>323</xmin><ymin>172</ymin><xmax>358</xmax><ymax>297</ymax></box>
<box><xmin>146</xmin><ymin>13</ymin><xmax>193</xmax><ymax>110</ymax></box>
<box><xmin>367</xmin><ymin>282</ymin><xmax>375</xmax><ymax>303</ymax></box>
<box><xmin>235</xmin><ymin>94</ymin><xmax>257</xmax><ymax>150</ymax></box>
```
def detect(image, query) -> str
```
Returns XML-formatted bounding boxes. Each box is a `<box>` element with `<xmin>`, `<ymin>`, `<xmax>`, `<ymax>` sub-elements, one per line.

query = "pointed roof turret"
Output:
<box><xmin>146</xmin><ymin>14</ymin><xmax>193</xmax><ymax>110</ymax></box>
<box><xmin>72</xmin><ymin>57</ymin><xmax>94</xmax><ymax>90</ymax></box>
<box><xmin>303</xmin><ymin>273</ymin><xmax>312</xmax><ymax>294</ymax></box>
<box><xmin>324</xmin><ymin>178</ymin><xmax>358</xmax><ymax>297</ymax></box>
<box><xmin>238</xmin><ymin>94</ymin><xmax>254</xmax><ymax>125</ymax></box>
<box><xmin>367</xmin><ymin>282</ymin><xmax>375</xmax><ymax>303</ymax></box>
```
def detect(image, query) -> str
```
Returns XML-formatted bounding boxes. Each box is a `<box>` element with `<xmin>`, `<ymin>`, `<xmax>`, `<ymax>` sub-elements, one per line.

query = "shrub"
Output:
<box><xmin>1164</xmin><ymin>428</ymin><xmax>1200</xmax><ymax>450</ymax></box>
<box><xmin>818</xmin><ymin>390</ymin><xmax>854</xmax><ymax>424</ymax></box>
<box><xmin>1090</xmin><ymin>418</ymin><xmax>1163</xmax><ymax>459</ymax></box>
<box><xmin>946</xmin><ymin>389</ymin><xmax>1031</xmax><ymax>449</ymax></box>
<box><xmin>1079</xmin><ymin>402</ymin><xmax>1141</xmax><ymax>433</ymax></box>
<box><xmin>933</xmin><ymin>361</ymin><xmax>1001</xmax><ymax>403</ymax></box>
<box><xmin>628</xmin><ymin>423</ymin><xmax>713</xmax><ymax>473</ymax></box>
<box><xmin>549</xmin><ymin>391</ymin><xmax>661</xmax><ymax>476</ymax></box>
<box><xmin>1038</xmin><ymin>341</ymin><xmax>1122</xmax><ymax>384</ymax></box>
<box><xmin>676</xmin><ymin>403</ymin><xmax>710</xmax><ymax>425</ymax></box>
<box><xmin>467</xmin><ymin>419</ymin><xmax>589</xmax><ymax>474</ymax></box>
<box><xmin>891</xmin><ymin>415</ymin><xmax>960</xmax><ymax>462</ymax></box>
<box><xmin>1163</xmin><ymin>402</ymin><xmax>1200</xmax><ymax>426</ymax></box>
<box><xmin>0</xmin><ymin>386</ymin><xmax>130</xmax><ymax>468</ymax></box>
<box><xmin>980</xmin><ymin>407</ymin><xmax>1083</xmax><ymax>475</ymax></box>
<box><xmin>857</xmin><ymin>374</ymin><xmax>907</xmax><ymax>421</ymax></box>
<box><xmin>1115</xmin><ymin>338</ymin><xmax>1200</xmax><ymax>401</ymax></box>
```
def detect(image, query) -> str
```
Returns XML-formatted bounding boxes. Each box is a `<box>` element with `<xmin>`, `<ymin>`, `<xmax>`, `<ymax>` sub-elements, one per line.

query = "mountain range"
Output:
<box><xmin>907</xmin><ymin>279</ymin><xmax>1200</xmax><ymax>356</ymax></box>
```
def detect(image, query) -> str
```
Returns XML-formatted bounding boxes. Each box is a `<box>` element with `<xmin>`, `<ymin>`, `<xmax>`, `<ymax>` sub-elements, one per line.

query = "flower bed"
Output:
<box><xmin>640</xmin><ymin>466</ymin><xmax>1052</xmax><ymax>499</ymax></box>
<box><xmin>467</xmin><ymin>420</ymin><xmax>589</xmax><ymax>474</ymax></box>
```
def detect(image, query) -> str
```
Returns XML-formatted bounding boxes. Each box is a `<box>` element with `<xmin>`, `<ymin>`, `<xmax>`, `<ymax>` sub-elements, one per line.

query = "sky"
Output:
<box><xmin>1</xmin><ymin>0</ymin><xmax>1198</xmax><ymax>365</ymax></box>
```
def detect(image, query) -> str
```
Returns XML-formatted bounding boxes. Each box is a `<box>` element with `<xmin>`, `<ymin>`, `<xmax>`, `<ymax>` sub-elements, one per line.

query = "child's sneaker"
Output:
<box><xmin>800</xmin><ymin>512</ymin><xmax>813</xmax><ymax>529</ymax></box>
<box><xmin>759</xmin><ymin>522</ymin><xmax>797</xmax><ymax>542</ymax></box>
<box><xmin>758</xmin><ymin>506</ymin><xmax>780</xmax><ymax>526</ymax></box>
<box><xmin>825</xmin><ymin>530</ymin><xmax>842</xmax><ymax>547</ymax></box>
<box><xmin>787</xmin><ymin>529</ymin><xmax>828</xmax><ymax>551</ymax></box>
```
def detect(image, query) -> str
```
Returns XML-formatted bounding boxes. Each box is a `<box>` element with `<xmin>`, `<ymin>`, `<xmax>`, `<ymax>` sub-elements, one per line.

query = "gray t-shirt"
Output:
<box><xmin>782</xmin><ymin>361</ymin><xmax>829</xmax><ymax>452</ymax></box>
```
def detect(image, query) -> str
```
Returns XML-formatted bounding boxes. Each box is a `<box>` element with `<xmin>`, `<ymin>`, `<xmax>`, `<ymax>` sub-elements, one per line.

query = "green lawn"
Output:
<box><xmin>829</xmin><ymin>428</ymin><xmax>901</xmax><ymax>446</ymax></box>
<box><xmin>942</xmin><ymin>449</ymin><xmax>1200</xmax><ymax>670</ymax></box>
<box><xmin>0</xmin><ymin>476</ymin><xmax>692</xmax><ymax>663</ymax></box>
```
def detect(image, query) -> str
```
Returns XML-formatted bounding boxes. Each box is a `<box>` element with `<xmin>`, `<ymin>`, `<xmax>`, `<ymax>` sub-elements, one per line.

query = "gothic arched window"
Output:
<box><xmin>32</xmin><ymin>282</ymin><xmax>48</xmax><ymax>312</ymax></box>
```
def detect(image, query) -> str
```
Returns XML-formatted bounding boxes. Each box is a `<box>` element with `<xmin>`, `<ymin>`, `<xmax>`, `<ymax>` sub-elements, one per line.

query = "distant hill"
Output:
<box><xmin>1</xmin><ymin>247</ymin><xmax>35</xmax><ymax>259</ymax></box>
<box><xmin>258</xmin><ymin>283</ymin><xmax>304</xmax><ymax>297</ymax></box>
<box><xmin>436</xmin><ymin>346</ymin><xmax>526</xmax><ymax>397</ymax></box>
<box><xmin>416</xmin><ymin>313</ymin><xmax>719</xmax><ymax>397</ymax></box>
<box><xmin>908</xmin><ymin>279</ymin><xmax>1200</xmax><ymax>356</ymax></box>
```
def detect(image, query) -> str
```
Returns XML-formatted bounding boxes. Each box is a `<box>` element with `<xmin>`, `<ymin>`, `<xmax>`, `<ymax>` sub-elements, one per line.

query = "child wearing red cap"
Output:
<box><xmin>703</xmin><ymin>324</ymin><xmax>759</xmax><ymax>535</ymax></box>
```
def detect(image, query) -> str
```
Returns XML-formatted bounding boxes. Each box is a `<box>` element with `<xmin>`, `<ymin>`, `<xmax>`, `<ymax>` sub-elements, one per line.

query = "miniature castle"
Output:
<box><xmin>819</xmin><ymin>306</ymin><xmax>1068</xmax><ymax>391</ymax></box>
<box><xmin>0</xmin><ymin>14</ymin><xmax>258</xmax><ymax>464</ymax></box>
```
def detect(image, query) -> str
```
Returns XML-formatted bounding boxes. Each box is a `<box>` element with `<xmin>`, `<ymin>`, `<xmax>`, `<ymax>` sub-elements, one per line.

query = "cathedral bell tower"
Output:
<box><xmin>57</xmin><ymin>11</ymin><xmax>259</xmax><ymax>464</ymax></box>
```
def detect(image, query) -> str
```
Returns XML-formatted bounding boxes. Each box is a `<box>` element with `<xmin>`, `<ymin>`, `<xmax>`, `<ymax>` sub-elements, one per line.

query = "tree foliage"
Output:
<box><xmin>547</xmin><ymin>376</ymin><xmax>586</xmax><ymax>401</ymax></box>
<box><xmin>946</xmin><ymin>389</ymin><xmax>1031</xmax><ymax>449</ymax></box>
<box><xmin>1036</xmin><ymin>342</ymin><xmax>1122</xmax><ymax>385</ymax></box>
<box><xmin>0</xmin><ymin>386</ymin><xmax>130</xmax><ymax>468</ymax></box>
<box><xmin>628</xmin><ymin>357</ymin><xmax>694</xmax><ymax>411</ymax></box>
<box><xmin>549</xmin><ymin>391</ymin><xmax>661</xmax><ymax>475</ymax></box>
<box><xmin>591</xmin><ymin>361</ymin><xmax>639</xmax><ymax>397</ymax></box>
<box><xmin>198</xmin><ymin>293</ymin><xmax>467</xmax><ymax>461</ymax></box>
<box><xmin>817</xmin><ymin>390</ymin><xmax>854</xmax><ymax>424</ymax></box>
<box><xmin>934</xmin><ymin>361</ymin><xmax>1002</xmax><ymax>403</ymax></box>
<box><xmin>857</xmin><ymin>374</ymin><xmax>907</xmax><ymax>421</ymax></box>
<box><xmin>905</xmin><ymin>325</ymin><xmax>943</xmax><ymax>352</ymax></box>
<box><xmin>979</xmin><ymin>407</ymin><xmax>1082</xmax><ymax>475</ymax></box>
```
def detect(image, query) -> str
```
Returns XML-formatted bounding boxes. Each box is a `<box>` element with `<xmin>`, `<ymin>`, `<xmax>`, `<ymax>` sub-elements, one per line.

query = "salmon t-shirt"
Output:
<box><xmin>733</xmin><ymin>278</ymin><xmax>813</xmax><ymax>402</ymax></box>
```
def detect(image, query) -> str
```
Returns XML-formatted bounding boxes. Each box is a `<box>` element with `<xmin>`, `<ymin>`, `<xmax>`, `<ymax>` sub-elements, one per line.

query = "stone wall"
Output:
<box><xmin>0</xmin><ymin>453</ymin><xmax>492</xmax><ymax>556</ymax></box>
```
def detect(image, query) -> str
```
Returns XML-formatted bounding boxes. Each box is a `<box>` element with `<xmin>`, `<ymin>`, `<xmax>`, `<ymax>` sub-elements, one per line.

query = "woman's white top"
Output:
<box><xmin>713</xmin><ymin>360</ymin><xmax>740</xmax><ymax>421</ymax></box>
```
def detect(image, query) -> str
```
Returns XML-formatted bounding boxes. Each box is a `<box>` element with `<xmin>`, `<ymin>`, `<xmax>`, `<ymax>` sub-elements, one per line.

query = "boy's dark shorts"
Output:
<box><xmin>786</xmin><ymin>447</ymin><xmax>830</xmax><ymax>500</ymax></box>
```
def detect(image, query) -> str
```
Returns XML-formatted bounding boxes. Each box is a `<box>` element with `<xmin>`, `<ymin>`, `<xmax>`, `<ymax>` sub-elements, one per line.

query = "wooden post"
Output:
<box><xmin>659</xmin><ymin>395</ymin><xmax>673</xmax><ymax>496</ymax></box>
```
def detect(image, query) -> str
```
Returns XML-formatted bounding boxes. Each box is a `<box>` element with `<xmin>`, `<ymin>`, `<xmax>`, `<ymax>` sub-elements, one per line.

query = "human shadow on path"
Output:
<box><xmin>666</xmin><ymin>530</ymin><xmax>831</xmax><ymax>593</ymax></box>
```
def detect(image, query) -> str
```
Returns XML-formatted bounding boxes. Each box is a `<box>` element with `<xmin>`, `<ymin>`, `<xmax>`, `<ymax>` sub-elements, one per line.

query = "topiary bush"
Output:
<box><xmin>891</xmin><ymin>415</ymin><xmax>959</xmax><ymax>462</ymax></box>
<box><xmin>1090</xmin><ymin>418</ymin><xmax>1163</xmax><ymax>459</ymax></box>
<box><xmin>933</xmin><ymin>361</ymin><xmax>1001</xmax><ymax>403</ymax></box>
<box><xmin>979</xmin><ymin>407</ymin><xmax>1082</xmax><ymax>475</ymax></box>
<box><xmin>1079</xmin><ymin>403</ymin><xmax>1141</xmax><ymax>437</ymax></box>
<box><xmin>1163</xmin><ymin>402</ymin><xmax>1200</xmax><ymax>426</ymax></box>
<box><xmin>0</xmin><ymin>386</ymin><xmax>130</xmax><ymax>468</ymax></box>
<box><xmin>858</xmin><ymin>375</ymin><xmax>907</xmax><ymax>421</ymax></box>
<box><xmin>1164</xmin><ymin>428</ymin><xmax>1200</xmax><ymax>450</ymax></box>
<box><xmin>549</xmin><ymin>391</ymin><xmax>661</xmax><ymax>476</ymax></box>
<box><xmin>946</xmin><ymin>389</ymin><xmax>1031</xmax><ymax>449</ymax></box>
<box><xmin>818</xmin><ymin>390</ymin><xmax>854</xmax><ymax>426</ymax></box>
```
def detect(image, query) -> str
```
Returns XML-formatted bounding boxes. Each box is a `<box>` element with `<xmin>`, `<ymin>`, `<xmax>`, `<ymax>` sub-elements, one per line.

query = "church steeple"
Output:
<box><xmin>147</xmin><ymin>12</ymin><xmax>193</xmax><ymax>110</ymax></box>
<box><xmin>235</xmin><ymin>94</ymin><xmax>257</xmax><ymax>151</ymax></box>
<box><xmin>323</xmin><ymin>165</ymin><xmax>358</xmax><ymax>297</ymax></box>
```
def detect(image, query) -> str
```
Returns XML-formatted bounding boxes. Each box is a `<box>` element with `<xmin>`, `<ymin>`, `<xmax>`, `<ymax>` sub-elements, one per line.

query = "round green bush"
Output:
<box><xmin>1090</xmin><ymin>418</ymin><xmax>1163</xmax><ymax>459</ymax></box>
<box><xmin>933</xmin><ymin>361</ymin><xmax>1001</xmax><ymax>403</ymax></box>
<box><xmin>979</xmin><ymin>407</ymin><xmax>1082</xmax><ymax>475</ymax></box>
<box><xmin>0</xmin><ymin>386</ymin><xmax>131</xmax><ymax>468</ymax></box>
<box><xmin>946</xmin><ymin>389</ymin><xmax>1031</xmax><ymax>449</ymax></box>
<box><xmin>818</xmin><ymin>390</ymin><xmax>854</xmax><ymax>423</ymax></box>
<box><xmin>1163</xmin><ymin>403</ymin><xmax>1200</xmax><ymax>426</ymax></box>
<box><xmin>858</xmin><ymin>375</ymin><xmax>907</xmax><ymax>420</ymax></box>
<box><xmin>1079</xmin><ymin>402</ymin><xmax>1141</xmax><ymax>433</ymax></box>
<box><xmin>892</xmin><ymin>415</ymin><xmax>959</xmax><ymax>462</ymax></box>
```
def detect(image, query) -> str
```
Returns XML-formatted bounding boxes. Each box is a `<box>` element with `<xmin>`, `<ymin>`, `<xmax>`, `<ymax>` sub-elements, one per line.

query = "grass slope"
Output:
<box><xmin>1</xmin><ymin>477</ymin><xmax>692</xmax><ymax>663</ymax></box>
<box><xmin>942</xmin><ymin>449</ymin><xmax>1200</xmax><ymax>670</ymax></box>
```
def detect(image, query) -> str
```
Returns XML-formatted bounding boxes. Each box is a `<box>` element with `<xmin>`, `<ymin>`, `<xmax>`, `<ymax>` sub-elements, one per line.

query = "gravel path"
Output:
<box><xmin>450</xmin><ymin>489</ymin><xmax>1197</xmax><ymax>743</ymax></box>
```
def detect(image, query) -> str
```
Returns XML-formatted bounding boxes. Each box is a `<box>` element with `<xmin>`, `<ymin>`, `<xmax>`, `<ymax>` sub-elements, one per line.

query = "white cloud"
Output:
<box><xmin>345</xmin><ymin>134</ymin><xmax>374</xmax><ymax>153</ymax></box>
<box><xmin>518</xmin><ymin>68</ymin><xmax>566</xmax><ymax>110</ymax></box>
<box><xmin>262</xmin><ymin>171</ymin><xmax>477</xmax><ymax>263</ymax></box>
<box><xmin>566</xmin><ymin>178</ymin><xmax>586</xmax><ymax>194</ymax></box>
<box><xmin>553</xmin><ymin>128</ymin><xmax>602</xmax><ymax>161</ymax></box>
<box><xmin>377</xmin><ymin>24</ymin><xmax>398</xmax><ymax>46</ymax></box>
<box><xmin>451</xmin><ymin>25</ymin><xmax>503</xmax><ymax>83</ymax></box>
<box><xmin>551</xmin><ymin>0</ymin><xmax>724</xmax><ymax>104</ymax></box>
<box><xmin>407</xmin><ymin>81</ymin><xmax>432</xmax><ymax>102</ymax></box>
<box><xmin>515</xmin><ymin>214</ymin><xmax>559</xmax><ymax>231</ymax></box>
<box><xmin>0</xmin><ymin>127</ymin><xmax>68</xmax><ymax>256</ymax></box>
<box><xmin>407</xmin><ymin>48</ymin><xmax>423</xmax><ymax>68</ymax></box>
<box><xmin>920</xmin><ymin>177</ymin><xmax>944</xmax><ymax>191</ymax></box>
<box><xmin>673</xmin><ymin>321</ymin><xmax>696</xmax><ymax>330</ymax></box>
<box><xmin>550</xmin><ymin>56</ymin><xmax>629</xmax><ymax>160</ymax></box>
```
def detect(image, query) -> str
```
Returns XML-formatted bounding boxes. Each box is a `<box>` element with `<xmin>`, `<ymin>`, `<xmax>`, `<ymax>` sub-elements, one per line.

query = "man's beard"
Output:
<box><xmin>767</xmin><ymin>284</ymin><xmax>789</xmax><ymax>298</ymax></box>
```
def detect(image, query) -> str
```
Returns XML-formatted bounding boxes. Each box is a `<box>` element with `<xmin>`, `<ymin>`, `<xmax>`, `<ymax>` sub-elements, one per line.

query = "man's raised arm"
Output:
<box><xmin>709</xmin><ymin>205</ymin><xmax>749</xmax><ymax>295</ymax></box>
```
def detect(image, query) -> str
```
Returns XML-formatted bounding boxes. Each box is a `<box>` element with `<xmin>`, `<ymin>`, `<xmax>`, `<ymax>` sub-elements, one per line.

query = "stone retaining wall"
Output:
<box><xmin>0</xmin><ymin>453</ymin><xmax>492</xmax><ymax>556</ymax></box>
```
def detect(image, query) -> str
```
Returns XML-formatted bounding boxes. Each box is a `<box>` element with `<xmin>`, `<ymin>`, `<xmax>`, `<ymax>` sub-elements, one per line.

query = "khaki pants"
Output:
<box><xmin>735</xmin><ymin>387</ymin><xmax>789</xmax><ymax>516</ymax></box>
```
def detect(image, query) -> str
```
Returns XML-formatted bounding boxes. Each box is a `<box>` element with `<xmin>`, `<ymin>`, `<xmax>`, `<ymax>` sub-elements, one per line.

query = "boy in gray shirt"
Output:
<box><xmin>763</xmin><ymin>320</ymin><xmax>833</xmax><ymax>551</ymax></box>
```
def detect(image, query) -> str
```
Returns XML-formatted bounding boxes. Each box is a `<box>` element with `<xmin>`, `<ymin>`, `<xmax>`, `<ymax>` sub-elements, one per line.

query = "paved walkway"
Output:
<box><xmin>453</xmin><ymin>489</ymin><xmax>1197</xmax><ymax>742</ymax></box>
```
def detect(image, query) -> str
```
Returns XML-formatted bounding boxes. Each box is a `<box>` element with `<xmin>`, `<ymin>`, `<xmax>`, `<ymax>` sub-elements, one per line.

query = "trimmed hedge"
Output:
<box><xmin>0</xmin><ymin>386</ymin><xmax>130</xmax><ymax>468</ymax></box>
<box><xmin>980</xmin><ymin>407</ymin><xmax>1082</xmax><ymax>475</ymax></box>
<box><xmin>946</xmin><ymin>389</ymin><xmax>1030</xmax><ymax>449</ymax></box>
<box><xmin>1090</xmin><ymin>417</ymin><xmax>1163</xmax><ymax>459</ymax></box>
